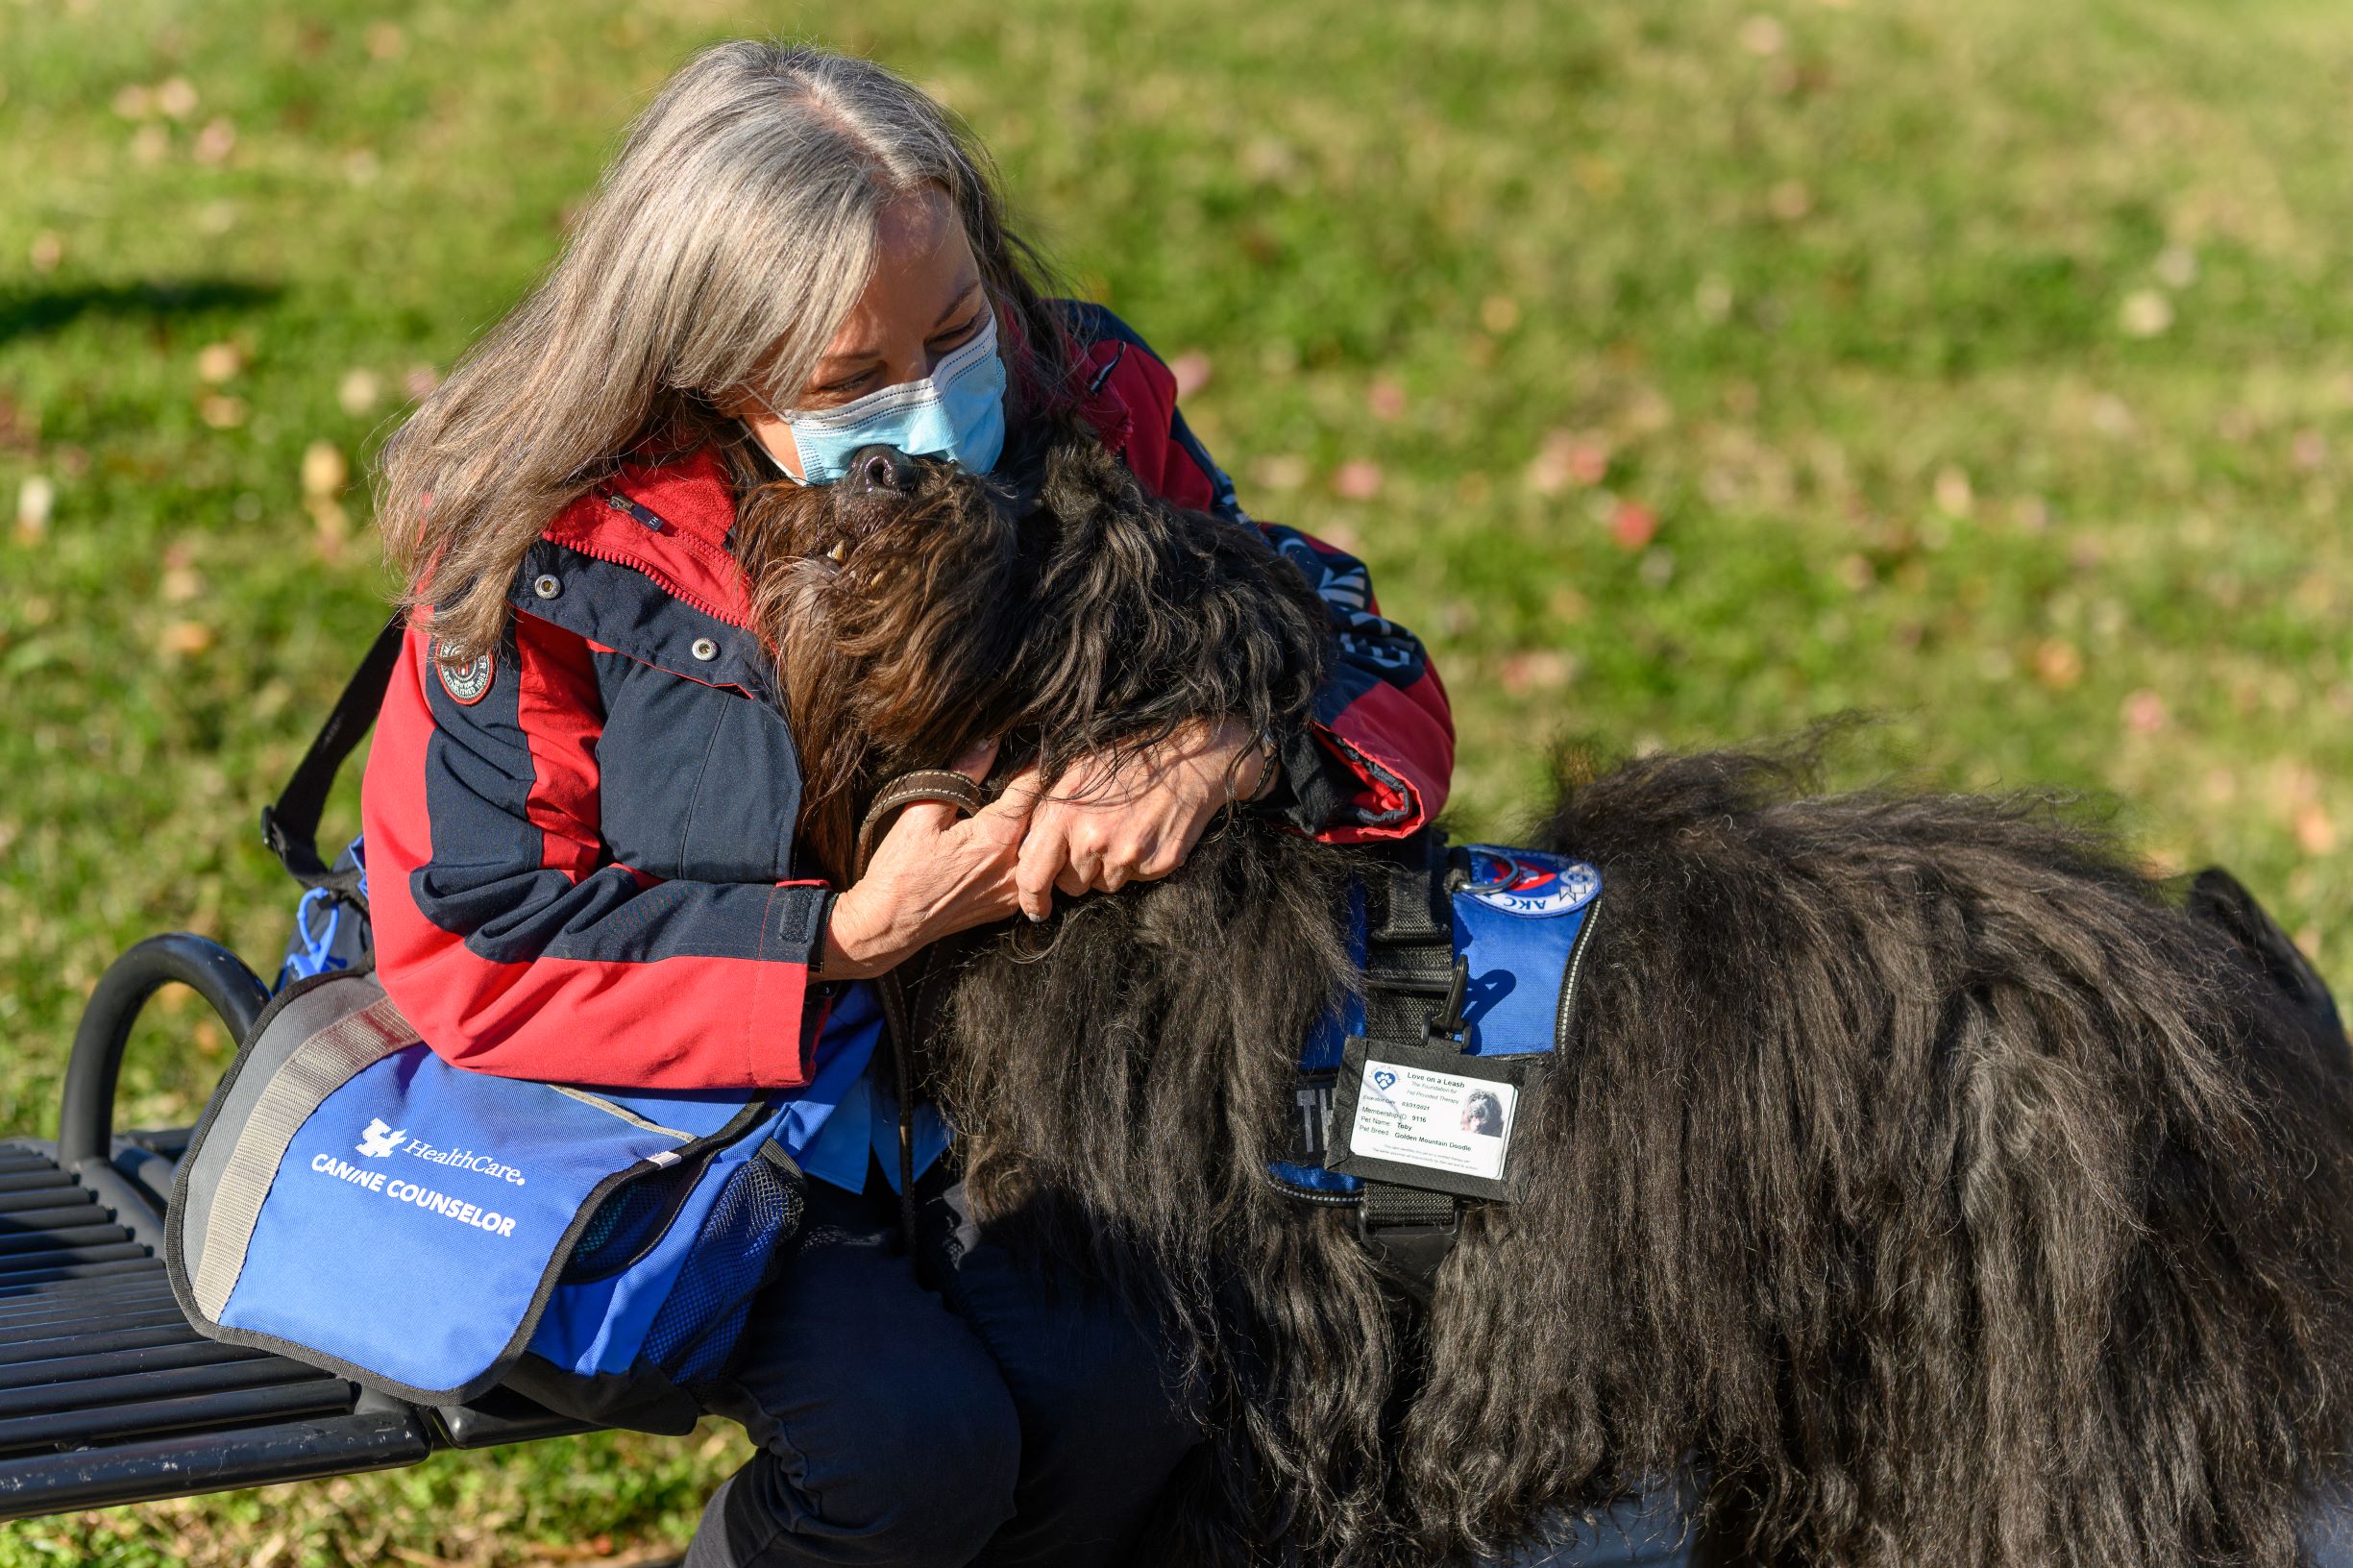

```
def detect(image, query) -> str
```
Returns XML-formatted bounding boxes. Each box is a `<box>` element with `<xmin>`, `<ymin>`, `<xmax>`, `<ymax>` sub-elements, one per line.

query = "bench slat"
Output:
<box><xmin>0</xmin><ymin>1242</ymin><xmax>160</xmax><ymax>1281</ymax></box>
<box><xmin>0</xmin><ymin>1352</ymin><xmax>326</xmax><ymax>1422</ymax></box>
<box><xmin>0</xmin><ymin>1222</ymin><xmax>140</xmax><ymax>1259</ymax></box>
<box><xmin>0</xmin><ymin>1374</ymin><xmax>354</xmax><ymax>1456</ymax></box>
<box><xmin>0</xmin><ymin>1336</ymin><xmax>265</xmax><ymax>1391</ymax></box>
<box><xmin>0</xmin><ymin>1407</ymin><xmax>434</xmax><ymax>1521</ymax></box>
<box><xmin>0</xmin><ymin>1318</ymin><xmax>210</xmax><ymax>1366</ymax></box>
<box><xmin>0</xmin><ymin>1276</ymin><xmax>179</xmax><ymax>1319</ymax></box>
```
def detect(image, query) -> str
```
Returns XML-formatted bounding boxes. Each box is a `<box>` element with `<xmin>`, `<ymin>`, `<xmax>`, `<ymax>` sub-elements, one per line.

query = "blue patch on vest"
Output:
<box><xmin>1452</xmin><ymin>845</ymin><xmax>1601</xmax><ymax>1057</ymax></box>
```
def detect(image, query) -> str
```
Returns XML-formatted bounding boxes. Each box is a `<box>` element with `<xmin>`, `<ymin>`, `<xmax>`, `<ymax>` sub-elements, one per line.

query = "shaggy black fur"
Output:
<box><xmin>757</xmin><ymin>425</ymin><xmax>2353</xmax><ymax>1568</ymax></box>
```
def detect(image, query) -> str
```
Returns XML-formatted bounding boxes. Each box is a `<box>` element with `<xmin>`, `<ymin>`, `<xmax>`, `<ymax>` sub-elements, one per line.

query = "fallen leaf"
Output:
<box><xmin>1333</xmin><ymin>460</ymin><xmax>1384</xmax><ymax>501</ymax></box>
<box><xmin>16</xmin><ymin>475</ymin><xmax>54</xmax><ymax>541</ymax></box>
<box><xmin>302</xmin><ymin>440</ymin><xmax>349</xmax><ymax>497</ymax></box>
<box><xmin>198</xmin><ymin>395</ymin><xmax>247</xmax><ymax>429</ymax></box>
<box><xmin>1167</xmin><ymin>352</ymin><xmax>1212</xmax><ymax>399</ymax></box>
<box><xmin>1932</xmin><ymin>465</ymin><xmax>1973</xmax><ymax>519</ymax></box>
<box><xmin>2119</xmin><ymin>288</ymin><xmax>2172</xmax><ymax>338</ymax></box>
<box><xmin>1528</xmin><ymin>430</ymin><xmax>1610</xmax><ymax>496</ymax></box>
<box><xmin>1499</xmin><ymin>649</ymin><xmax>1578</xmax><ymax>694</ymax></box>
<box><xmin>1251</xmin><ymin>453</ymin><xmax>1310</xmax><ymax>493</ymax></box>
<box><xmin>156</xmin><ymin>77</ymin><xmax>199</xmax><ymax>120</ymax></box>
<box><xmin>195</xmin><ymin>342</ymin><xmax>242</xmax><ymax>383</ymax></box>
<box><xmin>1609</xmin><ymin>500</ymin><xmax>1657</xmax><ymax>551</ymax></box>
<box><xmin>193</xmin><ymin>117</ymin><xmax>236</xmax><ymax>164</ymax></box>
<box><xmin>1480</xmin><ymin>295</ymin><xmax>1520</xmax><ymax>334</ymax></box>
<box><xmin>2032</xmin><ymin>638</ymin><xmax>2083</xmax><ymax>689</ymax></box>
<box><xmin>2295</xmin><ymin>804</ymin><xmax>2338</xmax><ymax>856</ymax></box>
<box><xmin>160</xmin><ymin>621</ymin><xmax>215</xmax><ymax>656</ymax></box>
<box><xmin>160</xmin><ymin>567</ymin><xmax>205</xmax><ymax>602</ymax></box>
<box><xmin>365</xmin><ymin>21</ymin><xmax>406</xmax><ymax>59</ymax></box>
<box><xmin>338</xmin><ymin>368</ymin><xmax>382</xmax><ymax>415</ymax></box>
<box><xmin>1740</xmin><ymin>14</ymin><xmax>1788</xmax><ymax>54</ymax></box>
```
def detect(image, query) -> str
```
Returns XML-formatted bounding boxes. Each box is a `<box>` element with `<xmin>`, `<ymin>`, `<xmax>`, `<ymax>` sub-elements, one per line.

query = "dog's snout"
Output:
<box><xmin>848</xmin><ymin>445</ymin><xmax>916</xmax><ymax>497</ymax></box>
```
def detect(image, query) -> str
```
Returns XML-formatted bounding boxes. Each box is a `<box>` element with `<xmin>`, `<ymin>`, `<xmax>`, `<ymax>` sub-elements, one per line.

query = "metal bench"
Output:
<box><xmin>0</xmin><ymin>932</ymin><xmax>604</xmax><ymax>1523</ymax></box>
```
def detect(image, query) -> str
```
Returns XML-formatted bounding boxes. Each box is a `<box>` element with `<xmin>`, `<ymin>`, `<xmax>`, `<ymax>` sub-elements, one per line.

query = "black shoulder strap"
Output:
<box><xmin>258</xmin><ymin>612</ymin><xmax>407</xmax><ymax>899</ymax></box>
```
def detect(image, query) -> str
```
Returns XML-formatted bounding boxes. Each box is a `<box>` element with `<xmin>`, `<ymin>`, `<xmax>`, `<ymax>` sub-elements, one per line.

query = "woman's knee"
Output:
<box><xmin>699</xmin><ymin>1374</ymin><xmax>1021</xmax><ymax>1568</ymax></box>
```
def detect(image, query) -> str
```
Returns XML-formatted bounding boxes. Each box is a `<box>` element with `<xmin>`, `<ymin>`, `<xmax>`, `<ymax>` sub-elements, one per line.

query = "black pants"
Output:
<box><xmin>683</xmin><ymin>1164</ymin><xmax>1201</xmax><ymax>1568</ymax></box>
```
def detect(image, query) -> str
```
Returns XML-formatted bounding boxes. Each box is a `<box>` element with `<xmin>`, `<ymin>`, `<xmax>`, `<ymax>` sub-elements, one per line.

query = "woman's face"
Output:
<box><xmin>727</xmin><ymin>183</ymin><xmax>991</xmax><ymax>481</ymax></box>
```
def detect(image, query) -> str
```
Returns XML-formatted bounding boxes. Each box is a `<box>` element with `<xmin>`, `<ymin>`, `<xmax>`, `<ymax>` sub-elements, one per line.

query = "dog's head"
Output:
<box><xmin>740</xmin><ymin>418</ymin><xmax>1332</xmax><ymax>884</ymax></box>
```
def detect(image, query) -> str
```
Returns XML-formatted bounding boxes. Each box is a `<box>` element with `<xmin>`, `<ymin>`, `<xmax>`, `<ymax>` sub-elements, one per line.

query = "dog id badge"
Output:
<box><xmin>1328</xmin><ymin>1035</ymin><xmax>1532</xmax><ymax>1203</ymax></box>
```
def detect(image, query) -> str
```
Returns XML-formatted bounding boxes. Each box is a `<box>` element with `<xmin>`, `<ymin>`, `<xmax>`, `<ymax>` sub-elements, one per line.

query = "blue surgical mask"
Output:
<box><xmin>755</xmin><ymin>309</ymin><xmax>1008</xmax><ymax>484</ymax></box>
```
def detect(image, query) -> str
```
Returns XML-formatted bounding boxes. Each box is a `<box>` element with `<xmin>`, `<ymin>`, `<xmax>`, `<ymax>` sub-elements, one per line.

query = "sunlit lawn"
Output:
<box><xmin>3</xmin><ymin>0</ymin><xmax>2350</xmax><ymax>1560</ymax></box>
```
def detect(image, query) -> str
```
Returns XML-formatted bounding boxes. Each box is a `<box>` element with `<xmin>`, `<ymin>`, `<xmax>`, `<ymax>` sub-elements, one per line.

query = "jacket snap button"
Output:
<box><xmin>532</xmin><ymin>574</ymin><xmax>561</xmax><ymax>600</ymax></box>
<box><xmin>691</xmin><ymin>637</ymin><xmax>718</xmax><ymax>661</ymax></box>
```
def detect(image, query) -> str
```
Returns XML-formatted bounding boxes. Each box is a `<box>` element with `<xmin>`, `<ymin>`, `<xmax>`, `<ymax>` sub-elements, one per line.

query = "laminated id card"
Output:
<box><xmin>1327</xmin><ymin>1035</ymin><xmax>1533</xmax><ymax>1203</ymax></box>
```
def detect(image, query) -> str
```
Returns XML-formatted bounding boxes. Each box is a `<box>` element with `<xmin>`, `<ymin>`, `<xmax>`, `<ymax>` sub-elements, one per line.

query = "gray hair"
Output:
<box><xmin>378</xmin><ymin>38</ymin><xmax>1068</xmax><ymax>658</ymax></box>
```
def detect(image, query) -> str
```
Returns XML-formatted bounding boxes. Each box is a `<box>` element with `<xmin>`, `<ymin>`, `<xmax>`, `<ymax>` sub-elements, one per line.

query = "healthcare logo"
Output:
<box><xmin>1372</xmin><ymin>1069</ymin><xmax>1399</xmax><ymax>1092</ymax></box>
<box><xmin>356</xmin><ymin>1117</ymin><xmax>407</xmax><ymax>1159</ymax></box>
<box><xmin>1459</xmin><ymin>847</ymin><xmax>1601</xmax><ymax>919</ymax></box>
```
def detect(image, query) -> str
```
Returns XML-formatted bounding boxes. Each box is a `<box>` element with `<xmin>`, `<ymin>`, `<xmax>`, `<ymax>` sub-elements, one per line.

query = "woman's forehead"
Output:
<box><xmin>817</xmin><ymin>186</ymin><xmax>980</xmax><ymax>364</ymax></box>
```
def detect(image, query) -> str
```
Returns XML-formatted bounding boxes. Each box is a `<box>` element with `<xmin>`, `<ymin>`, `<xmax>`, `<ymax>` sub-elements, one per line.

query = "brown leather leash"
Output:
<box><xmin>849</xmin><ymin>769</ymin><xmax>989</xmax><ymax>1262</ymax></box>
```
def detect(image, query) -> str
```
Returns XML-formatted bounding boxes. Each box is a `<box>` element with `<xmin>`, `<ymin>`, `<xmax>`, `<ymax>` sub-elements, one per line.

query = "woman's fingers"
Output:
<box><xmin>950</xmin><ymin>735</ymin><xmax>1001</xmax><ymax>785</ymax></box>
<box><xmin>1015</xmin><ymin>808</ymin><xmax>1066</xmax><ymax>921</ymax></box>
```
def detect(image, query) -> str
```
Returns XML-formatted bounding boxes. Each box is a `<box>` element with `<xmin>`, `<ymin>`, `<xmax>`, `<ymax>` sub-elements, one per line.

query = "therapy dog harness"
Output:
<box><xmin>1271</xmin><ymin>829</ymin><xmax>1604</xmax><ymax>1303</ymax></box>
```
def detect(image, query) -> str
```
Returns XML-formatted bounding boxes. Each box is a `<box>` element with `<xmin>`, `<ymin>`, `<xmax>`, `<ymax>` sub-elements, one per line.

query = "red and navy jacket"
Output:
<box><xmin>358</xmin><ymin>303</ymin><xmax>1457</xmax><ymax>1091</ymax></box>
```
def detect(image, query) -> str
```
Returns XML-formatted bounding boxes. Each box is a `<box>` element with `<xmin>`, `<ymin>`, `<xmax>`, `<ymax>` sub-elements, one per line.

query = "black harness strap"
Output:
<box><xmin>1346</xmin><ymin>832</ymin><xmax>1478</xmax><ymax>1307</ymax></box>
<box><xmin>259</xmin><ymin>612</ymin><xmax>406</xmax><ymax>903</ymax></box>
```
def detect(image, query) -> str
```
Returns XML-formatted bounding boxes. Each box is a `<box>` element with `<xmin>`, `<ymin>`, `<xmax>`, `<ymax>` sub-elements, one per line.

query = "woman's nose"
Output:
<box><xmin>847</xmin><ymin>446</ymin><xmax>918</xmax><ymax>496</ymax></box>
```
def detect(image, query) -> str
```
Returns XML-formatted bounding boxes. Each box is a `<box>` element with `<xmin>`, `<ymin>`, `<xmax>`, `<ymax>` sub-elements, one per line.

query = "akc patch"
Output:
<box><xmin>1458</xmin><ymin>846</ymin><xmax>1601</xmax><ymax>919</ymax></box>
<box><xmin>432</xmin><ymin>640</ymin><xmax>494</xmax><ymax>706</ymax></box>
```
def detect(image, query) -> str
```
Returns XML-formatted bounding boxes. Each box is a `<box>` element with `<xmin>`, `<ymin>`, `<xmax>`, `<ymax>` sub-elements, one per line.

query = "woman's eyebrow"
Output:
<box><xmin>813</xmin><ymin>275</ymin><xmax>985</xmax><ymax>373</ymax></box>
<box><xmin>929</xmin><ymin>274</ymin><xmax>983</xmax><ymax>331</ymax></box>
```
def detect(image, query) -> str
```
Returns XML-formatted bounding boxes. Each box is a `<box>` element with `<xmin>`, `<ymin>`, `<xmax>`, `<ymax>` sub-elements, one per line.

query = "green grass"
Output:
<box><xmin>4</xmin><ymin>0</ymin><xmax>2351</xmax><ymax>1559</ymax></box>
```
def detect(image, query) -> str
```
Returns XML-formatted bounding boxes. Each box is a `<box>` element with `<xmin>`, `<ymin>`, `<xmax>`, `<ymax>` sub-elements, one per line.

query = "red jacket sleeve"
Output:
<box><xmin>359</xmin><ymin>615</ymin><xmax>830</xmax><ymax>1090</ymax></box>
<box><xmin>1066</xmin><ymin>304</ymin><xmax>1456</xmax><ymax>841</ymax></box>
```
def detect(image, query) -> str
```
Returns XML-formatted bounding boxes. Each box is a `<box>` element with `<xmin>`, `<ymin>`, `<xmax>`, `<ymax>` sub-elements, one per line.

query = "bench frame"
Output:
<box><xmin>0</xmin><ymin>933</ymin><xmax>603</xmax><ymax>1523</ymax></box>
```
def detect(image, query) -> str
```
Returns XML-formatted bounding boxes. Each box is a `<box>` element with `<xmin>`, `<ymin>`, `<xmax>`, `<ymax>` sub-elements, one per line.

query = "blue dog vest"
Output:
<box><xmin>166</xmin><ymin>972</ymin><xmax>874</xmax><ymax>1432</ymax></box>
<box><xmin>1272</xmin><ymin>842</ymin><xmax>1602</xmax><ymax>1210</ymax></box>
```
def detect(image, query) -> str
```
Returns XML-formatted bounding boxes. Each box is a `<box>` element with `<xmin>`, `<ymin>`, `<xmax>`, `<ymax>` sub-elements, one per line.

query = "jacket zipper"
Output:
<box><xmin>551</xmin><ymin>534</ymin><xmax>754</xmax><ymax>632</ymax></box>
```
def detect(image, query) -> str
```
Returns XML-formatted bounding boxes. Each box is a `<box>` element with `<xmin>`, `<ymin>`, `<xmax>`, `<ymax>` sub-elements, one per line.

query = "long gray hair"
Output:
<box><xmin>377</xmin><ymin>39</ymin><xmax>1073</xmax><ymax>659</ymax></box>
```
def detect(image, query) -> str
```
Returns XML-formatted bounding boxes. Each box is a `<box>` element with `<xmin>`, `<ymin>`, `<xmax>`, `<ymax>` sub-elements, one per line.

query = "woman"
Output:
<box><xmin>358</xmin><ymin>39</ymin><xmax>1453</xmax><ymax>1567</ymax></box>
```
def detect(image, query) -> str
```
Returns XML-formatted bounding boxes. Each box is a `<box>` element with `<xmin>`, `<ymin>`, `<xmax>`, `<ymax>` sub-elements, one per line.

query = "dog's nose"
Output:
<box><xmin>847</xmin><ymin>445</ymin><xmax>917</xmax><ymax>496</ymax></box>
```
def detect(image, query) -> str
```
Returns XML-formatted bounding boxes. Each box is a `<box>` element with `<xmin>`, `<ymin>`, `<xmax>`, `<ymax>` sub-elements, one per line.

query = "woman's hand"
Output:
<box><xmin>821</xmin><ymin>740</ymin><xmax>1042</xmax><ymax>980</ymax></box>
<box><xmin>1013</xmin><ymin>716</ymin><xmax>1275</xmax><ymax>921</ymax></box>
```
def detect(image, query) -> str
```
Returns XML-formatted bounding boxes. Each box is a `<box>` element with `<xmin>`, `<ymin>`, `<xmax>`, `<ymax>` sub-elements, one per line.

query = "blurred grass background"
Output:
<box><xmin>3</xmin><ymin>0</ymin><xmax>2350</xmax><ymax>1560</ymax></box>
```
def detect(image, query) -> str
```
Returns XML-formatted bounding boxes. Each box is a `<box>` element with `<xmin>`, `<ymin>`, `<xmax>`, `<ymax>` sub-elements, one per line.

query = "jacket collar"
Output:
<box><xmin>538</xmin><ymin>447</ymin><xmax>757</xmax><ymax>630</ymax></box>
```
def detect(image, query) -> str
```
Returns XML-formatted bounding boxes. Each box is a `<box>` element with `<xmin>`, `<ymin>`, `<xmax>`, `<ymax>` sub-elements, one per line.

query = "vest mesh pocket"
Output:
<box><xmin>641</xmin><ymin>1140</ymin><xmax>804</xmax><ymax>1387</ymax></box>
<box><xmin>565</xmin><ymin>1152</ymin><xmax>714</xmax><ymax>1283</ymax></box>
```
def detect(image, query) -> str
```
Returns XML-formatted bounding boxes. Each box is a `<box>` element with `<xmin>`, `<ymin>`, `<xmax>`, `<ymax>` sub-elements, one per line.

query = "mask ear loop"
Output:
<box><xmin>733</xmin><ymin>379</ymin><xmax>812</xmax><ymax>485</ymax></box>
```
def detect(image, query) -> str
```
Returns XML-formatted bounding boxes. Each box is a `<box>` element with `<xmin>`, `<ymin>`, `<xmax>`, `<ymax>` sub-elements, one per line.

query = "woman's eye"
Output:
<box><xmin>930</xmin><ymin>313</ymin><xmax>982</xmax><ymax>352</ymax></box>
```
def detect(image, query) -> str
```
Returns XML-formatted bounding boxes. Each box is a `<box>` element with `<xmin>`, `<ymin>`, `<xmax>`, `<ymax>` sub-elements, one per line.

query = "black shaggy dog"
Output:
<box><xmin>738</xmin><ymin>425</ymin><xmax>2353</xmax><ymax>1568</ymax></box>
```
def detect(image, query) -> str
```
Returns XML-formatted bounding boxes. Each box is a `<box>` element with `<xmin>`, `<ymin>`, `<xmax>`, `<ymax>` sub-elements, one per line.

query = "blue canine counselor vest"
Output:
<box><xmin>1268</xmin><ymin>835</ymin><xmax>1602</xmax><ymax>1297</ymax></box>
<box><xmin>164</xmin><ymin>969</ymin><xmax>832</xmax><ymax>1434</ymax></box>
